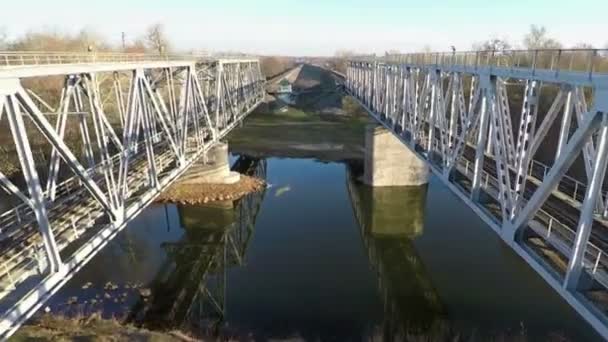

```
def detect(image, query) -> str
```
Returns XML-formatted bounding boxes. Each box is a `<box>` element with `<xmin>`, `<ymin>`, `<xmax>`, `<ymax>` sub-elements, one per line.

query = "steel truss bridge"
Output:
<box><xmin>0</xmin><ymin>51</ymin><xmax>264</xmax><ymax>338</ymax></box>
<box><xmin>346</xmin><ymin>49</ymin><xmax>608</xmax><ymax>339</ymax></box>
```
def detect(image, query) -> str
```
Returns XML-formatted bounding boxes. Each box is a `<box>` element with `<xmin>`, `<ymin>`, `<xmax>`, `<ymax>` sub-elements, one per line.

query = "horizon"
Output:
<box><xmin>1</xmin><ymin>0</ymin><xmax>607</xmax><ymax>56</ymax></box>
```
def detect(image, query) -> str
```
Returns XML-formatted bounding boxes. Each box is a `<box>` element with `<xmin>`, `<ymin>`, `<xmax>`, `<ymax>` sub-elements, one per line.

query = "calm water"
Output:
<box><xmin>47</xmin><ymin>157</ymin><xmax>599</xmax><ymax>341</ymax></box>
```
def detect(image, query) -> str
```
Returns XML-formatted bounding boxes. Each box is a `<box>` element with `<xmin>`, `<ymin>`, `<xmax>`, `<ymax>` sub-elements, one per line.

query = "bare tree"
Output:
<box><xmin>9</xmin><ymin>30</ymin><xmax>103</xmax><ymax>51</ymax></box>
<box><xmin>334</xmin><ymin>49</ymin><xmax>356</xmax><ymax>58</ymax></box>
<box><xmin>145</xmin><ymin>23</ymin><xmax>169</xmax><ymax>55</ymax></box>
<box><xmin>76</xmin><ymin>29</ymin><xmax>111</xmax><ymax>51</ymax></box>
<box><xmin>0</xmin><ymin>27</ymin><xmax>7</xmax><ymax>49</ymax></box>
<box><xmin>330</xmin><ymin>50</ymin><xmax>359</xmax><ymax>75</ymax></box>
<box><xmin>473</xmin><ymin>38</ymin><xmax>512</xmax><ymax>51</ymax></box>
<box><xmin>572</xmin><ymin>42</ymin><xmax>594</xmax><ymax>49</ymax></box>
<box><xmin>523</xmin><ymin>25</ymin><xmax>561</xmax><ymax>49</ymax></box>
<box><xmin>384</xmin><ymin>49</ymin><xmax>402</xmax><ymax>56</ymax></box>
<box><xmin>124</xmin><ymin>39</ymin><xmax>147</xmax><ymax>53</ymax></box>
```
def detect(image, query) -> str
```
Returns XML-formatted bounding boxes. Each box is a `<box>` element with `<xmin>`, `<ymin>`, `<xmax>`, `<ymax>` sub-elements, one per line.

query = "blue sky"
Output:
<box><xmin>1</xmin><ymin>0</ymin><xmax>606</xmax><ymax>55</ymax></box>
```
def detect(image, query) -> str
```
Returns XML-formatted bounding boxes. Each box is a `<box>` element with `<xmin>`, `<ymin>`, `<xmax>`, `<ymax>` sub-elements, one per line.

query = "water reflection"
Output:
<box><xmin>128</xmin><ymin>158</ymin><xmax>267</xmax><ymax>334</ymax></box>
<box><xmin>44</xmin><ymin>157</ymin><xmax>597</xmax><ymax>340</ymax></box>
<box><xmin>346</xmin><ymin>165</ymin><xmax>445</xmax><ymax>339</ymax></box>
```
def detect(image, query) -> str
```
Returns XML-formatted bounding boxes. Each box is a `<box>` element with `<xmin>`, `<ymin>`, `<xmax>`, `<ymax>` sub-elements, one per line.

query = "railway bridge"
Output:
<box><xmin>0</xmin><ymin>51</ymin><xmax>264</xmax><ymax>338</ymax></box>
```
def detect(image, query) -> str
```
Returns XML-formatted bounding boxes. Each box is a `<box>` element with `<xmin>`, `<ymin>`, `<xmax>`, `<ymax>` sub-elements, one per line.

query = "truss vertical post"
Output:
<box><xmin>138</xmin><ymin>75</ymin><xmax>159</xmax><ymax>189</ymax></box>
<box><xmin>215</xmin><ymin>61</ymin><xmax>223</xmax><ymax>134</ymax></box>
<box><xmin>556</xmin><ymin>87</ymin><xmax>574</xmax><ymax>160</ymax></box>
<box><xmin>471</xmin><ymin>76</ymin><xmax>492</xmax><ymax>201</ymax></box>
<box><xmin>400</xmin><ymin>67</ymin><xmax>409</xmax><ymax>131</ymax></box>
<box><xmin>488</xmin><ymin>79</ymin><xmax>516</xmax><ymax>225</ymax></box>
<box><xmin>74</xmin><ymin>86</ymin><xmax>95</xmax><ymax>169</ymax></box>
<box><xmin>448</xmin><ymin>73</ymin><xmax>459</xmax><ymax>147</ymax></box>
<box><xmin>118</xmin><ymin>70</ymin><xmax>140</xmax><ymax>204</ymax></box>
<box><xmin>113</xmin><ymin>72</ymin><xmax>126</xmax><ymax>127</ymax></box>
<box><xmin>427</xmin><ymin>70</ymin><xmax>439</xmax><ymax>154</ymax></box>
<box><xmin>84</xmin><ymin>73</ymin><xmax>120</xmax><ymax>212</ymax></box>
<box><xmin>47</xmin><ymin>76</ymin><xmax>75</xmax><ymax>201</ymax></box>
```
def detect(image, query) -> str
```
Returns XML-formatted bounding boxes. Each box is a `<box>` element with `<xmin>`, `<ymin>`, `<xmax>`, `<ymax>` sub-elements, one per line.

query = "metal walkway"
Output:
<box><xmin>0</xmin><ymin>52</ymin><xmax>264</xmax><ymax>338</ymax></box>
<box><xmin>345</xmin><ymin>49</ymin><xmax>608</xmax><ymax>339</ymax></box>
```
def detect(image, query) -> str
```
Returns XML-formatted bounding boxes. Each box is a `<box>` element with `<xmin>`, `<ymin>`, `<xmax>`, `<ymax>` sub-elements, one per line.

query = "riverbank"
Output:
<box><xmin>11</xmin><ymin>314</ymin><xmax>194</xmax><ymax>341</ymax></box>
<box><xmin>13</xmin><ymin>314</ymin><xmax>542</xmax><ymax>341</ymax></box>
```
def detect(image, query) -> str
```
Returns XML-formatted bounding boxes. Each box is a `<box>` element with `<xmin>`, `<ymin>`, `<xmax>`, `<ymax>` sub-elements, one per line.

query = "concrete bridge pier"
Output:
<box><xmin>178</xmin><ymin>142</ymin><xmax>241</xmax><ymax>185</ymax></box>
<box><xmin>364</xmin><ymin>125</ymin><xmax>429</xmax><ymax>187</ymax></box>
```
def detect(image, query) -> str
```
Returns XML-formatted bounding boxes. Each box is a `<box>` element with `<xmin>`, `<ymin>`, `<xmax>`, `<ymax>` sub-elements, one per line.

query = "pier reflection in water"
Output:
<box><xmin>130</xmin><ymin>186</ymin><xmax>266</xmax><ymax>333</ymax></box>
<box><xmin>45</xmin><ymin>157</ymin><xmax>267</xmax><ymax>334</ymax></box>
<box><xmin>347</xmin><ymin>165</ymin><xmax>445</xmax><ymax>339</ymax></box>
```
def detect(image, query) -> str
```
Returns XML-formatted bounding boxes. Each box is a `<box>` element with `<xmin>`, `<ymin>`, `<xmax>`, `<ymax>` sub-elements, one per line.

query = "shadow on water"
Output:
<box><xmin>346</xmin><ymin>164</ymin><xmax>447</xmax><ymax>339</ymax></box>
<box><xmin>126</xmin><ymin>158</ymin><xmax>268</xmax><ymax>336</ymax></box>
<box><xmin>42</xmin><ymin>157</ymin><xmax>266</xmax><ymax>333</ymax></box>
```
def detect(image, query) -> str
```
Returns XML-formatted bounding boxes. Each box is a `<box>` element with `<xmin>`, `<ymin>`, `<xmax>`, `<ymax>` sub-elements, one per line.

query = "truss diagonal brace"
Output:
<box><xmin>16</xmin><ymin>87</ymin><xmax>116</xmax><ymax>220</ymax></box>
<box><xmin>564</xmin><ymin>113</ymin><xmax>608</xmax><ymax>290</ymax></box>
<box><xmin>5</xmin><ymin>92</ymin><xmax>63</xmax><ymax>273</ymax></box>
<box><xmin>508</xmin><ymin>110</ymin><xmax>603</xmax><ymax>239</ymax></box>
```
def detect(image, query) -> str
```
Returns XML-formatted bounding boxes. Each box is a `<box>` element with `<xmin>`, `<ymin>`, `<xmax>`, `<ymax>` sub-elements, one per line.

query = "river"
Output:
<box><xmin>32</xmin><ymin>64</ymin><xmax>602</xmax><ymax>341</ymax></box>
<box><xmin>43</xmin><ymin>155</ymin><xmax>599</xmax><ymax>341</ymax></box>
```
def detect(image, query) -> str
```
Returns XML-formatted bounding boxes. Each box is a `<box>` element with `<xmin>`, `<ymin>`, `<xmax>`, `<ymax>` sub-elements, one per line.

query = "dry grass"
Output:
<box><xmin>10</xmin><ymin>313</ymin><xmax>193</xmax><ymax>341</ymax></box>
<box><xmin>156</xmin><ymin>175</ymin><xmax>265</xmax><ymax>205</ymax></box>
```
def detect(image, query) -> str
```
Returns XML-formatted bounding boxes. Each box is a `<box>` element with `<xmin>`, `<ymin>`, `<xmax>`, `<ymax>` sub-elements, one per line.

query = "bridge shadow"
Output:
<box><xmin>126</xmin><ymin>157</ymin><xmax>267</xmax><ymax>335</ymax></box>
<box><xmin>346</xmin><ymin>163</ymin><xmax>446</xmax><ymax>337</ymax></box>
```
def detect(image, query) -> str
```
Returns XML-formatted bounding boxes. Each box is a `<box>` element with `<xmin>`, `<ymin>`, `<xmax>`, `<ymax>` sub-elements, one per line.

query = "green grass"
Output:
<box><xmin>231</xmin><ymin>110</ymin><xmax>367</xmax><ymax>143</ymax></box>
<box><xmin>227</xmin><ymin>106</ymin><xmax>371</xmax><ymax>161</ymax></box>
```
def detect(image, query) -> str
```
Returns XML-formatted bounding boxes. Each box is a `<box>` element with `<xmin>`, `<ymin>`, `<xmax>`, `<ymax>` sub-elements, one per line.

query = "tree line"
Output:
<box><xmin>0</xmin><ymin>24</ymin><xmax>173</xmax><ymax>54</ymax></box>
<box><xmin>327</xmin><ymin>25</ymin><xmax>607</xmax><ymax>74</ymax></box>
<box><xmin>472</xmin><ymin>25</ymin><xmax>603</xmax><ymax>51</ymax></box>
<box><xmin>0</xmin><ymin>24</ymin><xmax>297</xmax><ymax>79</ymax></box>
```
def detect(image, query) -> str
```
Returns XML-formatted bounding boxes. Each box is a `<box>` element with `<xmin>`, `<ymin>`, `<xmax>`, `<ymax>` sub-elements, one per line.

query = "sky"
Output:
<box><xmin>1</xmin><ymin>0</ymin><xmax>606</xmax><ymax>56</ymax></box>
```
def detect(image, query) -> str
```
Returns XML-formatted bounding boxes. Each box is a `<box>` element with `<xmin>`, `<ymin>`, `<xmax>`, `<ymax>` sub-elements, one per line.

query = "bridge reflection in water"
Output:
<box><xmin>128</xmin><ymin>157</ymin><xmax>266</xmax><ymax>334</ymax></box>
<box><xmin>346</xmin><ymin>165</ymin><xmax>445</xmax><ymax>339</ymax></box>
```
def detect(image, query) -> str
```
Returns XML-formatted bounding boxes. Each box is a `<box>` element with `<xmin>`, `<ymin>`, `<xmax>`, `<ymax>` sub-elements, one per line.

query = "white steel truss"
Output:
<box><xmin>0</xmin><ymin>55</ymin><xmax>264</xmax><ymax>338</ymax></box>
<box><xmin>346</xmin><ymin>49</ymin><xmax>608</xmax><ymax>339</ymax></box>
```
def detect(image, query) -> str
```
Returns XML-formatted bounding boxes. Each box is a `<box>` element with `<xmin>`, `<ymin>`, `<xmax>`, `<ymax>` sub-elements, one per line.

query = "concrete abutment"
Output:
<box><xmin>363</xmin><ymin>125</ymin><xmax>429</xmax><ymax>187</ymax></box>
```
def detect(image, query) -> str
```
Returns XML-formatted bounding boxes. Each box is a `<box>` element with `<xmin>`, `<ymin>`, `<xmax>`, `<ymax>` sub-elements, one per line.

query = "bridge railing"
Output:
<box><xmin>352</xmin><ymin>49</ymin><xmax>608</xmax><ymax>78</ymax></box>
<box><xmin>0</xmin><ymin>51</ymin><xmax>258</xmax><ymax>67</ymax></box>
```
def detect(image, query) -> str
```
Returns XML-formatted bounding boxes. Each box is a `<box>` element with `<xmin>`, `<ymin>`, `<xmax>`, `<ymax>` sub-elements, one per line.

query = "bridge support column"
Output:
<box><xmin>178</xmin><ymin>142</ymin><xmax>240</xmax><ymax>185</ymax></box>
<box><xmin>363</xmin><ymin>125</ymin><xmax>429</xmax><ymax>187</ymax></box>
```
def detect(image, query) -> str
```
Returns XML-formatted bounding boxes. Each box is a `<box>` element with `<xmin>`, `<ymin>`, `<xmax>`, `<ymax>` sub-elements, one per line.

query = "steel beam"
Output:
<box><xmin>564</xmin><ymin>113</ymin><xmax>608</xmax><ymax>289</ymax></box>
<box><xmin>5</xmin><ymin>93</ymin><xmax>63</xmax><ymax>273</ymax></box>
